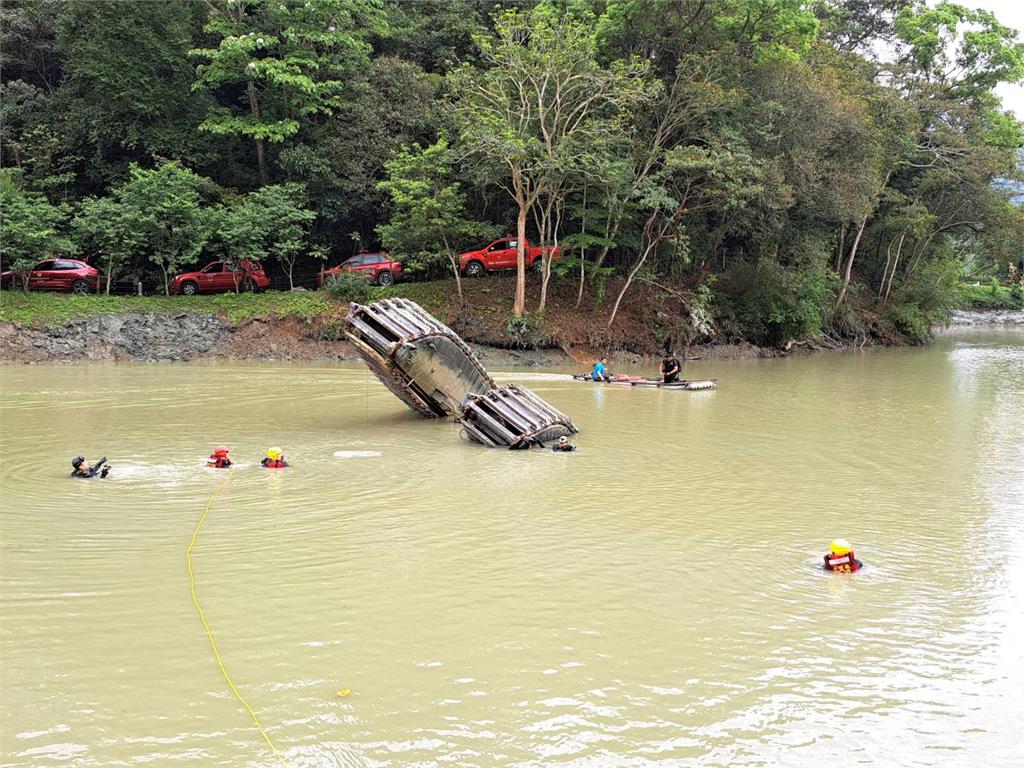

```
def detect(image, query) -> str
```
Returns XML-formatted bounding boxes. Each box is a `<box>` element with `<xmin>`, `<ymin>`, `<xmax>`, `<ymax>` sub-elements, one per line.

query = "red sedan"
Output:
<box><xmin>169</xmin><ymin>260</ymin><xmax>271</xmax><ymax>295</ymax></box>
<box><xmin>318</xmin><ymin>252</ymin><xmax>402</xmax><ymax>287</ymax></box>
<box><xmin>0</xmin><ymin>258</ymin><xmax>101</xmax><ymax>293</ymax></box>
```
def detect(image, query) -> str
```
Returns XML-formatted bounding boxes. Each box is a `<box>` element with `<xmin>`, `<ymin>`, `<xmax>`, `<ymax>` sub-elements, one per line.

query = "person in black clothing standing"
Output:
<box><xmin>660</xmin><ymin>352</ymin><xmax>681</xmax><ymax>383</ymax></box>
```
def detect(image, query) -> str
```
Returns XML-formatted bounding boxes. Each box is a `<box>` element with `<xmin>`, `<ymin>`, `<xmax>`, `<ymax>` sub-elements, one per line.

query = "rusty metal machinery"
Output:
<box><xmin>458</xmin><ymin>384</ymin><xmax>578</xmax><ymax>447</ymax></box>
<box><xmin>345</xmin><ymin>298</ymin><xmax>496</xmax><ymax>417</ymax></box>
<box><xmin>345</xmin><ymin>298</ymin><xmax>578</xmax><ymax>447</ymax></box>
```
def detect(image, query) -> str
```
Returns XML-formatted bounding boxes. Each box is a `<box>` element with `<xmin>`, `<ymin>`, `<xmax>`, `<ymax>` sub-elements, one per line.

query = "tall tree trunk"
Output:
<box><xmin>576</xmin><ymin>186</ymin><xmax>588</xmax><ymax>308</ymax></box>
<box><xmin>247</xmin><ymin>80</ymin><xmax>268</xmax><ymax>186</ymax></box>
<box><xmin>883</xmin><ymin>233</ymin><xmax>905</xmax><ymax>305</ymax></box>
<box><xmin>442</xmin><ymin>236</ymin><xmax>463</xmax><ymax>301</ymax></box>
<box><xmin>538</xmin><ymin>202</ymin><xmax>561</xmax><ymax>314</ymax></box>
<box><xmin>878</xmin><ymin>236</ymin><xmax>894</xmax><ymax>299</ymax></box>
<box><xmin>608</xmin><ymin>214</ymin><xmax>660</xmax><ymax>328</ymax></box>
<box><xmin>514</xmin><ymin>202</ymin><xmax>527</xmax><ymax>317</ymax></box>
<box><xmin>287</xmin><ymin>262</ymin><xmax>294</xmax><ymax>291</ymax></box>
<box><xmin>836</xmin><ymin>224</ymin><xmax>846</xmax><ymax>273</ymax></box>
<box><xmin>835</xmin><ymin>214</ymin><xmax>868</xmax><ymax>310</ymax></box>
<box><xmin>607</xmin><ymin>242</ymin><xmax>655</xmax><ymax>328</ymax></box>
<box><xmin>105</xmin><ymin>253</ymin><xmax>113</xmax><ymax>296</ymax></box>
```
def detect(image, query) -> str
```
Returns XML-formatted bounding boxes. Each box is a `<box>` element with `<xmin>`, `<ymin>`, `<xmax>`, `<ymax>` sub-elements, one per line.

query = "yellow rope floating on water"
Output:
<box><xmin>186</xmin><ymin>476</ymin><xmax>287</xmax><ymax>765</ymax></box>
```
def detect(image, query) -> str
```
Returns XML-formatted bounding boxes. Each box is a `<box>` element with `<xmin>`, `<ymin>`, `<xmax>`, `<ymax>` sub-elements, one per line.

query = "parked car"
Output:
<box><xmin>0</xmin><ymin>258</ymin><xmax>101</xmax><ymax>293</ymax></box>
<box><xmin>458</xmin><ymin>237</ymin><xmax>561</xmax><ymax>277</ymax></box>
<box><xmin>169</xmin><ymin>260</ymin><xmax>271</xmax><ymax>295</ymax></box>
<box><xmin>317</xmin><ymin>252</ymin><xmax>403</xmax><ymax>287</ymax></box>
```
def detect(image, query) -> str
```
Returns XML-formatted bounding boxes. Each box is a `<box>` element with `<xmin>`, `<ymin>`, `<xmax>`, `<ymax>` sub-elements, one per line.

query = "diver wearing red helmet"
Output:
<box><xmin>207</xmin><ymin>445</ymin><xmax>232</xmax><ymax>469</ymax></box>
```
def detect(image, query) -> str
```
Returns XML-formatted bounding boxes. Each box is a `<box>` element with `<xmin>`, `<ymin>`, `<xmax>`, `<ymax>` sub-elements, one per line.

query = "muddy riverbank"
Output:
<box><xmin>0</xmin><ymin>311</ymin><xmax>782</xmax><ymax>367</ymax></box>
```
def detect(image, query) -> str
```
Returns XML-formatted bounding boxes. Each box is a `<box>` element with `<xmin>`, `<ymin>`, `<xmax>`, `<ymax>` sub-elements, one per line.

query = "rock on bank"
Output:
<box><xmin>0</xmin><ymin>312</ymin><xmax>358</xmax><ymax>364</ymax></box>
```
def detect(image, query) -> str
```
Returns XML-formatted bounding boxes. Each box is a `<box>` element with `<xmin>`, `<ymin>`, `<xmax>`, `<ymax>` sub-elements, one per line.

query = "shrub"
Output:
<box><xmin>714</xmin><ymin>260</ymin><xmax>829</xmax><ymax>346</ymax></box>
<box><xmin>504</xmin><ymin>313</ymin><xmax>548</xmax><ymax>349</ymax></box>
<box><xmin>884</xmin><ymin>303</ymin><xmax>932</xmax><ymax>343</ymax></box>
<box><xmin>323</xmin><ymin>272</ymin><xmax>372</xmax><ymax>304</ymax></box>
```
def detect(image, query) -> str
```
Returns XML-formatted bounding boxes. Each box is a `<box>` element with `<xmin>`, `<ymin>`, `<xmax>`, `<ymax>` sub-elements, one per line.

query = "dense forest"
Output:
<box><xmin>2</xmin><ymin>0</ymin><xmax>1023</xmax><ymax>347</ymax></box>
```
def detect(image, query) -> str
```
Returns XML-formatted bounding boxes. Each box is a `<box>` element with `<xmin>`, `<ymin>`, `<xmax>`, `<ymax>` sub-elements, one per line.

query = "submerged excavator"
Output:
<box><xmin>345</xmin><ymin>298</ymin><xmax>578</xmax><ymax>447</ymax></box>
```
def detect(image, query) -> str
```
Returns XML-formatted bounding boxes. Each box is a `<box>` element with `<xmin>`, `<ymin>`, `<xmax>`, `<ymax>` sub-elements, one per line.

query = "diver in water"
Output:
<box><xmin>261</xmin><ymin>447</ymin><xmax>288</xmax><ymax>468</ymax></box>
<box><xmin>823</xmin><ymin>539</ymin><xmax>863</xmax><ymax>573</ymax></box>
<box><xmin>552</xmin><ymin>436</ymin><xmax>576</xmax><ymax>452</ymax></box>
<box><xmin>208</xmin><ymin>445</ymin><xmax>232</xmax><ymax>469</ymax></box>
<box><xmin>71</xmin><ymin>455</ymin><xmax>110</xmax><ymax>479</ymax></box>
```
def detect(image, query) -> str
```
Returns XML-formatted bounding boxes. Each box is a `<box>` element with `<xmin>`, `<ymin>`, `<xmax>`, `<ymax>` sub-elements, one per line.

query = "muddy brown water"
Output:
<box><xmin>1</xmin><ymin>328</ymin><xmax>1022</xmax><ymax>767</ymax></box>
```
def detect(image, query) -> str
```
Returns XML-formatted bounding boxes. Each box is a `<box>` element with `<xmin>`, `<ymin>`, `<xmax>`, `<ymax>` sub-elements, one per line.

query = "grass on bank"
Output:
<box><xmin>0</xmin><ymin>289</ymin><xmax>339</xmax><ymax>328</ymax></box>
<box><xmin>957</xmin><ymin>281</ymin><xmax>1024</xmax><ymax>311</ymax></box>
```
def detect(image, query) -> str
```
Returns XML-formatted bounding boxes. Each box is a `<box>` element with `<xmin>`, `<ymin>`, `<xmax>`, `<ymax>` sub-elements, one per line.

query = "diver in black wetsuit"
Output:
<box><xmin>552</xmin><ymin>436</ymin><xmax>576</xmax><ymax>452</ymax></box>
<box><xmin>71</xmin><ymin>455</ymin><xmax>110</xmax><ymax>479</ymax></box>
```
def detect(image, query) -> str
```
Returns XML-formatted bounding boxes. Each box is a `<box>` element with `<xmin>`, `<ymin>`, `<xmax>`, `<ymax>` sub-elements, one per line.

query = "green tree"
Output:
<box><xmin>110</xmin><ymin>163</ymin><xmax>214</xmax><ymax>295</ymax></box>
<box><xmin>0</xmin><ymin>169</ymin><xmax>76</xmax><ymax>289</ymax></box>
<box><xmin>377</xmin><ymin>139</ymin><xmax>496</xmax><ymax>300</ymax></box>
<box><xmin>55</xmin><ymin>0</ymin><xmax>210</xmax><ymax>190</ymax></box>
<box><xmin>191</xmin><ymin>0</ymin><xmax>383</xmax><ymax>187</ymax></box>
<box><xmin>246</xmin><ymin>183</ymin><xmax>317</xmax><ymax>290</ymax></box>
<box><xmin>277</xmin><ymin>55</ymin><xmax>438</xmax><ymax>242</ymax></box>
<box><xmin>71</xmin><ymin>196</ymin><xmax>137</xmax><ymax>295</ymax></box>
<box><xmin>448</xmin><ymin>5</ymin><xmax>646</xmax><ymax>317</ymax></box>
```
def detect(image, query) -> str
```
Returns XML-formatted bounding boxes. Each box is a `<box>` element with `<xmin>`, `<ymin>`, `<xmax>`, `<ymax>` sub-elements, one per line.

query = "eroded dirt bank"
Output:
<box><xmin>0</xmin><ymin>310</ymin><xmax>780</xmax><ymax>367</ymax></box>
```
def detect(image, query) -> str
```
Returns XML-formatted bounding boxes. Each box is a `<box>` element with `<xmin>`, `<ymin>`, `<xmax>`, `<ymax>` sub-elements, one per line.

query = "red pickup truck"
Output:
<box><xmin>458</xmin><ymin>237</ymin><xmax>560</xmax><ymax>277</ymax></box>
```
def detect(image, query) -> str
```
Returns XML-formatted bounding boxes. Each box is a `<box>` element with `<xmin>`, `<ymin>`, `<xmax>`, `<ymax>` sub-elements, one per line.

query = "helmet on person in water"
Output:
<box><xmin>214</xmin><ymin>445</ymin><xmax>229</xmax><ymax>457</ymax></box>
<box><xmin>266</xmin><ymin>447</ymin><xmax>282</xmax><ymax>460</ymax></box>
<box><xmin>72</xmin><ymin>455</ymin><xmax>85</xmax><ymax>469</ymax></box>
<box><xmin>558</xmin><ymin>436</ymin><xmax>568</xmax><ymax>444</ymax></box>
<box><xmin>829</xmin><ymin>539</ymin><xmax>852</xmax><ymax>556</ymax></box>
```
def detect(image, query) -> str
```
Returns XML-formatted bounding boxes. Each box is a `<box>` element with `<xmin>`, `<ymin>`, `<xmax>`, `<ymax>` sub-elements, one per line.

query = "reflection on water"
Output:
<box><xmin>1</xmin><ymin>330</ymin><xmax>1022</xmax><ymax>767</ymax></box>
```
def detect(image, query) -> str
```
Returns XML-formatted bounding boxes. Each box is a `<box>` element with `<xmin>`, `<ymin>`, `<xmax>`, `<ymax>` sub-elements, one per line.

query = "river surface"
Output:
<box><xmin>1</xmin><ymin>328</ymin><xmax>1022</xmax><ymax>767</ymax></box>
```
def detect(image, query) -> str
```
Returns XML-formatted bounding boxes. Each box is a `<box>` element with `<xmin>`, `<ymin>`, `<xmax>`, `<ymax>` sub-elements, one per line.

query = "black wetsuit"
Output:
<box><xmin>552</xmin><ymin>443</ymin><xmax>576</xmax><ymax>452</ymax></box>
<box><xmin>661</xmin><ymin>356</ymin><xmax>680</xmax><ymax>384</ymax></box>
<box><xmin>72</xmin><ymin>458</ymin><xmax>109</xmax><ymax>478</ymax></box>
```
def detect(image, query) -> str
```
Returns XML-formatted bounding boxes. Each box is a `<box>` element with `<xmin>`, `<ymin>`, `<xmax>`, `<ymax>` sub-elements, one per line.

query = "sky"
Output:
<box><xmin>951</xmin><ymin>0</ymin><xmax>1024</xmax><ymax>117</ymax></box>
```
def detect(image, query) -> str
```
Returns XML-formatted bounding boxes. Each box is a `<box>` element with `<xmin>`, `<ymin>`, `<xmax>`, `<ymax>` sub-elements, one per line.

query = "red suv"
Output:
<box><xmin>458</xmin><ymin>237</ymin><xmax>560</xmax><ymax>277</ymax></box>
<box><xmin>170</xmin><ymin>260</ymin><xmax>271</xmax><ymax>295</ymax></box>
<box><xmin>317</xmin><ymin>252</ymin><xmax>402</xmax><ymax>287</ymax></box>
<box><xmin>0</xmin><ymin>258</ymin><xmax>101</xmax><ymax>293</ymax></box>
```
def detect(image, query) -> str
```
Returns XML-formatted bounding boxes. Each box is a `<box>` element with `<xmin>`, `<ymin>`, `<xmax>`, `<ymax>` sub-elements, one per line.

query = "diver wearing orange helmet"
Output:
<box><xmin>207</xmin><ymin>445</ymin><xmax>232</xmax><ymax>469</ymax></box>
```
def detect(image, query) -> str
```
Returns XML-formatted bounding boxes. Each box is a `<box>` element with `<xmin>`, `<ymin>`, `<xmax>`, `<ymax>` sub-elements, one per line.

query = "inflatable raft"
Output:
<box><xmin>573</xmin><ymin>373</ymin><xmax>717</xmax><ymax>390</ymax></box>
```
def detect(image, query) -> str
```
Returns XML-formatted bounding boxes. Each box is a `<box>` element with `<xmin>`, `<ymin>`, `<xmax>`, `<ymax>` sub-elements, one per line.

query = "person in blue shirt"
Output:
<box><xmin>592</xmin><ymin>356</ymin><xmax>610</xmax><ymax>381</ymax></box>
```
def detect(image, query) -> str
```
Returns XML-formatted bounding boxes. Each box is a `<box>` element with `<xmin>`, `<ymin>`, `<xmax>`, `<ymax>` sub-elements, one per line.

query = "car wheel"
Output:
<box><xmin>181</xmin><ymin>281</ymin><xmax>199</xmax><ymax>296</ymax></box>
<box><xmin>465</xmin><ymin>260</ymin><xmax>485</xmax><ymax>278</ymax></box>
<box><xmin>530</xmin><ymin>258</ymin><xmax>544</xmax><ymax>273</ymax></box>
<box><xmin>243</xmin><ymin>278</ymin><xmax>258</xmax><ymax>293</ymax></box>
<box><xmin>71</xmin><ymin>279</ymin><xmax>91</xmax><ymax>295</ymax></box>
<box><xmin>376</xmin><ymin>270</ymin><xmax>395</xmax><ymax>287</ymax></box>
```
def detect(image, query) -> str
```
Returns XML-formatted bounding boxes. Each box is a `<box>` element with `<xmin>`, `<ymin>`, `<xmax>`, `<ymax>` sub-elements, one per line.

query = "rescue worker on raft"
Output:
<box><xmin>71</xmin><ymin>455</ymin><xmax>110</xmax><ymax>479</ymax></box>
<box><xmin>592</xmin><ymin>356</ymin><xmax>610</xmax><ymax>382</ymax></box>
<box><xmin>261</xmin><ymin>447</ymin><xmax>288</xmax><ymax>468</ymax></box>
<box><xmin>207</xmin><ymin>445</ymin><xmax>232</xmax><ymax>469</ymax></box>
<box><xmin>660</xmin><ymin>352</ymin><xmax>681</xmax><ymax>384</ymax></box>
<box><xmin>823</xmin><ymin>539</ymin><xmax>863</xmax><ymax>573</ymax></box>
<box><xmin>552</xmin><ymin>436</ymin><xmax>576</xmax><ymax>452</ymax></box>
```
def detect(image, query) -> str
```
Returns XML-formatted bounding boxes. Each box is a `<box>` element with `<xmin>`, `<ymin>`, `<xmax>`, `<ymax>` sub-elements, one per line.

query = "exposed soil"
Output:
<box><xmin>0</xmin><ymin>276</ymin><xmax>793</xmax><ymax>366</ymax></box>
